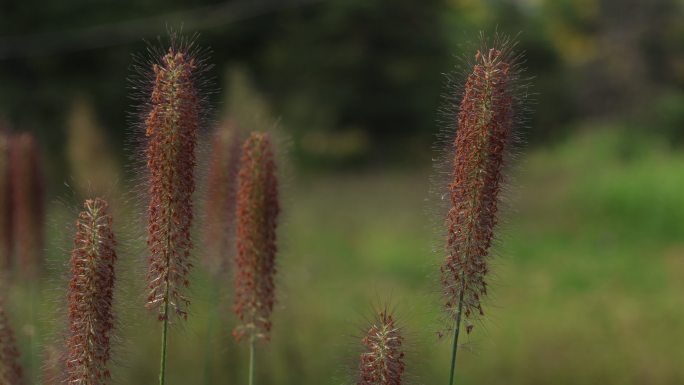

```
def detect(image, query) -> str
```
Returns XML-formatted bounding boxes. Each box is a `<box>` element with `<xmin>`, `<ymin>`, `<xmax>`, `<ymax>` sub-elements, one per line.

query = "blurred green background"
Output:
<box><xmin>2</xmin><ymin>0</ymin><xmax>684</xmax><ymax>384</ymax></box>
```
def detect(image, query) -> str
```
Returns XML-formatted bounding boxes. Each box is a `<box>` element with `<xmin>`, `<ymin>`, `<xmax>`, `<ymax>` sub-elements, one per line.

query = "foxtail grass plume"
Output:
<box><xmin>441</xmin><ymin>44</ymin><xmax>516</xmax><ymax>329</ymax></box>
<box><xmin>357</xmin><ymin>310</ymin><xmax>405</xmax><ymax>385</ymax></box>
<box><xmin>10</xmin><ymin>132</ymin><xmax>45</xmax><ymax>277</ymax></box>
<box><xmin>440</xmin><ymin>38</ymin><xmax>523</xmax><ymax>385</ymax></box>
<box><xmin>233</xmin><ymin>132</ymin><xmax>279</xmax><ymax>342</ymax></box>
<box><xmin>137</xmin><ymin>36</ymin><xmax>210</xmax><ymax>385</ymax></box>
<box><xmin>0</xmin><ymin>298</ymin><xmax>24</xmax><ymax>385</ymax></box>
<box><xmin>144</xmin><ymin>44</ymin><xmax>202</xmax><ymax>321</ymax></box>
<box><xmin>0</xmin><ymin>134</ymin><xmax>11</xmax><ymax>271</ymax></box>
<box><xmin>65</xmin><ymin>198</ymin><xmax>118</xmax><ymax>384</ymax></box>
<box><xmin>204</xmin><ymin>120</ymin><xmax>242</xmax><ymax>273</ymax></box>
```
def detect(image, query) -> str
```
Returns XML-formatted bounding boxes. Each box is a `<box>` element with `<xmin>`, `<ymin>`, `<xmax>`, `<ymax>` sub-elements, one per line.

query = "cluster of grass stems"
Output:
<box><xmin>0</xmin><ymin>32</ymin><xmax>525</xmax><ymax>385</ymax></box>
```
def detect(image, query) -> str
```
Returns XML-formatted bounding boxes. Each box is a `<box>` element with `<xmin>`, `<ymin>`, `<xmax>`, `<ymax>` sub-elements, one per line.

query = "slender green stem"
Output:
<box><xmin>29</xmin><ymin>284</ymin><xmax>37</xmax><ymax>381</ymax></box>
<box><xmin>202</xmin><ymin>281</ymin><xmax>218</xmax><ymax>385</ymax></box>
<box><xmin>248</xmin><ymin>335</ymin><xmax>255</xmax><ymax>385</ymax></box>
<box><xmin>159</xmin><ymin>198</ymin><xmax>174</xmax><ymax>385</ymax></box>
<box><xmin>159</xmin><ymin>296</ymin><xmax>170</xmax><ymax>385</ymax></box>
<box><xmin>448</xmin><ymin>290</ymin><xmax>465</xmax><ymax>385</ymax></box>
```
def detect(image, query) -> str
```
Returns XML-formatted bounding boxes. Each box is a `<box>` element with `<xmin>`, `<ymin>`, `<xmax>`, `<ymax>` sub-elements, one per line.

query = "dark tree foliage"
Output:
<box><xmin>0</xmin><ymin>0</ymin><xmax>682</xmax><ymax>175</ymax></box>
<box><xmin>0</xmin><ymin>0</ymin><xmax>449</xmax><ymax>165</ymax></box>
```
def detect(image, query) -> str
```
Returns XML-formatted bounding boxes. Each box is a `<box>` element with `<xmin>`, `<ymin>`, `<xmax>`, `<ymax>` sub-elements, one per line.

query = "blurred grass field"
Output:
<box><xmin>8</xmin><ymin>125</ymin><xmax>684</xmax><ymax>384</ymax></box>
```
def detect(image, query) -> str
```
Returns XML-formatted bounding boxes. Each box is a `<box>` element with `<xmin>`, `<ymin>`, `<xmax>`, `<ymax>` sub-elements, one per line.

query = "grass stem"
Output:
<box><xmin>248</xmin><ymin>335</ymin><xmax>255</xmax><ymax>385</ymax></box>
<box><xmin>202</xmin><ymin>281</ymin><xmax>219</xmax><ymax>385</ymax></box>
<box><xmin>159</xmin><ymin>296</ymin><xmax>170</xmax><ymax>385</ymax></box>
<box><xmin>448</xmin><ymin>290</ymin><xmax>465</xmax><ymax>385</ymax></box>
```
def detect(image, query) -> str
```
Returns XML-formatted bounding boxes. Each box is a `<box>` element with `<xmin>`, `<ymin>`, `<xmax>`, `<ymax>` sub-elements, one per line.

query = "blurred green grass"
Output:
<box><xmin>8</xmin><ymin>126</ymin><xmax>684</xmax><ymax>384</ymax></box>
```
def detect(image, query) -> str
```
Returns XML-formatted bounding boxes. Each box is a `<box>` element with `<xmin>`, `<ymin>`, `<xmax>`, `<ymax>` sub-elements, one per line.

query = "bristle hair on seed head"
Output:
<box><xmin>233</xmin><ymin>132</ymin><xmax>279</xmax><ymax>342</ymax></box>
<box><xmin>438</xmin><ymin>33</ymin><xmax>528</xmax><ymax>332</ymax></box>
<box><xmin>140</xmin><ymin>34</ymin><xmax>212</xmax><ymax>321</ymax></box>
<box><xmin>9</xmin><ymin>132</ymin><xmax>45</xmax><ymax>277</ymax></box>
<box><xmin>65</xmin><ymin>198</ymin><xmax>118</xmax><ymax>385</ymax></box>
<box><xmin>125</xmin><ymin>32</ymin><xmax>214</xmax><ymax>216</ymax></box>
<box><xmin>41</xmin><ymin>343</ymin><xmax>65</xmax><ymax>385</ymax></box>
<box><xmin>129</xmin><ymin>32</ymin><xmax>214</xmax><ymax>123</ymax></box>
<box><xmin>0</xmin><ymin>298</ymin><xmax>25</xmax><ymax>385</ymax></box>
<box><xmin>357</xmin><ymin>309</ymin><xmax>405</xmax><ymax>385</ymax></box>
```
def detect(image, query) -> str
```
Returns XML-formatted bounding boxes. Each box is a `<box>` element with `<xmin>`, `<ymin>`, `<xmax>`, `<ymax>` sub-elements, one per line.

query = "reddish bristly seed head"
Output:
<box><xmin>144</xmin><ymin>45</ymin><xmax>200</xmax><ymax>320</ymax></box>
<box><xmin>0</xmin><ymin>299</ymin><xmax>24</xmax><ymax>385</ymax></box>
<box><xmin>357</xmin><ymin>311</ymin><xmax>405</xmax><ymax>385</ymax></box>
<box><xmin>0</xmin><ymin>134</ymin><xmax>11</xmax><ymax>271</ymax></box>
<box><xmin>10</xmin><ymin>133</ymin><xmax>45</xmax><ymax>277</ymax></box>
<box><xmin>233</xmin><ymin>132</ymin><xmax>279</xmax><ymax>342</ymax></box>
<box><xmin>441</xmin><ymin>45</ymin><xmax>515</xmax><ymax>330</ymax></box>
<box><xmin>65</xmin><ymin>198</ymin><xmax>117</xmax><ymax>385</ymax></box>
<box><xmin>204</xmin><ymin>121</ymin><xmax>242</xmax><ymax>273</ymax></box>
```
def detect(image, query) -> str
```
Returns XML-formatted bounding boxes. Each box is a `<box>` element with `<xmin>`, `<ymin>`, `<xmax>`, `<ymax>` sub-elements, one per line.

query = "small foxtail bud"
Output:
<box><xmin>357</xmin><ymin>310</ymin><xmax>405</xmax><ymax>385</ymax></box>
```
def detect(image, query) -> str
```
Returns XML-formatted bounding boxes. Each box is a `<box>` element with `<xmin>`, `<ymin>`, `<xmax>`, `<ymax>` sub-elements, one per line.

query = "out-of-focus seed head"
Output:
<box><xmin>0</xmin><ymin>134</ymin><xmax>11</xmax><ymax>271</ymax></box>
<box><xmin>357</xmin><ymin>310</ymin><xmax>405</xmax><ymax>385</ymax></box>
<box><xmin>144</xmin><ymin>44</ymin><xmax>202</xmax><ymax>321</ymax></box>
<box><xmin>204</xmin><ymin>120</ymin><xmax>242</xmax><ymax>274</ymax></box>
<box><xmin>10</xmin><ymin>132</ymin><xmax>45</xmax><ymax>277</ymax></box>
<box><xmin>233</xmin><ymin>132</ymin><xmax>279</xmax><ymax>342</ymax></box>
<box><xmin>65</xmin><ymin>198</ymin><xmax>118</xmax><ymax>384</ymax></box>
<box><xmin>66</xmin><ymin>95</ymin><xmax>121</xmax><ymax>199</ymax></box>
<box><xmin>441</xmin><ymin>42</ymin><xmax>517</xmax><ymax>331</ymax></box>
<box><xmin>0</xmin><ymin>299</ymin><xmax>25</xmax><ymax>385</ymax></box>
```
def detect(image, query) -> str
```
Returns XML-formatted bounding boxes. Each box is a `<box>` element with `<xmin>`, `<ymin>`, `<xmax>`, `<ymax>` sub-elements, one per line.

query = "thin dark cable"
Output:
<box><xmin>0</xmin><ymin>0</ymin><xmax>325</xmax><ymax>60</ymax></box>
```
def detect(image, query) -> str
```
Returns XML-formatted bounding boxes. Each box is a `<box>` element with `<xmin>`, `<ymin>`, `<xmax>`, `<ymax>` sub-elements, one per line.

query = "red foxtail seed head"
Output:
<box><xmin>357</xmin><ymin>310</ymin><xmax>405</xmax><ymax>385</ymax></box>
<box><xmin>0</xmin><ymin>298</ymin><xmax>24</xmax><ymax>385</ymax></box>
<box><xmin>233</xmin><ymin>132</ymin><xmax>279</xmax><ymax>342</ymax></box>
<box><xmin>204</xmin><ymin>120</ymin><xmax>242</xmax><ymax>273</ymax></box>
<box><xmin>0</xmin><ymin>134</ymin><xmax>11</xmax><ymax>271</ymax></box>
<box><xmin>65</xmin><ymin>198</ymin><xmax>118</xmax><ymax>384</ymax></box>
<box><xmin>144</xmin><ymin>45</ymin><xmax>201</xmax><ymax>320</ymax></box>
<box><xmin>10</xmin><ymin>132</ymin><xmax>45</xmax><ymax>277</ymax></box>
<box><xmin>441</xmin><ymin>45</ymin><xmax>515</xmax><ymax>331</ymax></box>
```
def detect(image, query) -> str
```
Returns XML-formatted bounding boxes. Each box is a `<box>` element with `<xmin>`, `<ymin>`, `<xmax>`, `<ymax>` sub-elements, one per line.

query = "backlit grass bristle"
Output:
<box><xmin>41</xmin><ymin>343</ymin><xmax>65</xmax><ymax>385</ymax></box>
<box><xmin>233</xmin><ymin>132</ymin><xmax>279</xmax><ymax>342</ymax></box>
<box><xmin>0</xmin><ymin>298</ymin><xmax>25</xmax><ymax>385</ymax></box>
<box><xmin>144</xmin><ymin>43</ymin><xmax>202</xmax><ymax>321</ymax></box>
<box><xmin>204</xmin><ymin>120</ymin><xmax>242</xmax><ymax>273</ymax></box>
<box><xmin>10</xmin><ymin>132</ymin><xmax>44</xmax><ymax>277</ymax></box>
<box><xmin>357</xmin><ymin>310</ymin><xmax>405</xmax><ymax>385</ymax></box>
<box><xmin>65</xmin><ymin>198</ymin><xmax>118</xmax><ymax>384</ymax></box>
<box><xmin>441</xmin><ymin>43</ymin><xmax>516</xmax><ymax>330</ymax></box>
